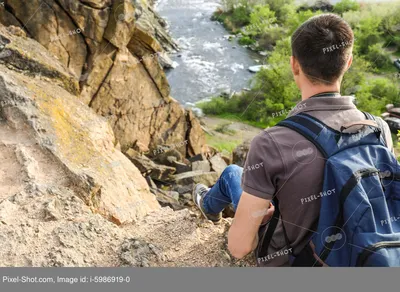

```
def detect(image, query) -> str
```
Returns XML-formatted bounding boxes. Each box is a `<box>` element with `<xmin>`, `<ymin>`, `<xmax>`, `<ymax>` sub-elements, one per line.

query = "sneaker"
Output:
<box><xmin>192</xmin><ymin>183</ymin><xmax>222</xmax><ymax>224</ymax></box>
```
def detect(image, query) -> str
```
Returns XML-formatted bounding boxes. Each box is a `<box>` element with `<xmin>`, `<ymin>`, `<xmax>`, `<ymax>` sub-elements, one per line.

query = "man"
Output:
<box><xmin>192</xmin><ymin>13</ymin><xmax>393</xmax><ymax>266</ymax></box>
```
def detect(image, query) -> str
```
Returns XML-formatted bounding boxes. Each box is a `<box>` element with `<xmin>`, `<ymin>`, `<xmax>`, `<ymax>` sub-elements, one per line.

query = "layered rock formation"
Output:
<box><xmin>0</xmin><ymin>25</ymin><xmax>159</xmax><ymax>225</ymax></box>
<box><xmin>0</xmin><ymin>0</ymin><xmax>204</xmax><ymax>157</ymax></box>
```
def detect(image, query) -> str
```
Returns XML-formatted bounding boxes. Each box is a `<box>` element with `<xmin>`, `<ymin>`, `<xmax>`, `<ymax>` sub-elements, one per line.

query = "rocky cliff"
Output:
<box><xmin>0</xmin><ymin>0</ymin><xmax>204</xmax><ymax>157</ymax></box>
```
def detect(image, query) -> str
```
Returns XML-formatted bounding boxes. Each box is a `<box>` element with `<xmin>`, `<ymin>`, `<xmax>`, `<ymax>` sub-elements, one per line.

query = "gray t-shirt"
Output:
<box><xmin>241</xmin><ymin>96</ymin><xmax>393</xmax><ymax>266</ymax></box>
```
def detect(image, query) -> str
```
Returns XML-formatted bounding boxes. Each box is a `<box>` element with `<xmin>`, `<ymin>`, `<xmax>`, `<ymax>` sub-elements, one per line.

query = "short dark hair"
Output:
<box><xmin>291</xmin><ymin>13</ymin><xmax>354</xmax><ymax>85</ymax></box>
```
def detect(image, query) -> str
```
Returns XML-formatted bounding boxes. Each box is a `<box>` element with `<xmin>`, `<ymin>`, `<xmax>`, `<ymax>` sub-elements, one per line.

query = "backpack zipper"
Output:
<box><xmin>356</xmin><ymin>241</ymin><xmax>400</xmax><ymax>266</ymax></box>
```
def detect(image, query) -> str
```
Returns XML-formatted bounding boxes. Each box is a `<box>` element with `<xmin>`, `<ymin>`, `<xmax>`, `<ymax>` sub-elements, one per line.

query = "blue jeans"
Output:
<box><xmin>202</xmin><ymin>165</ymin><xmax>243</xmax><ymax>214</ymax></box>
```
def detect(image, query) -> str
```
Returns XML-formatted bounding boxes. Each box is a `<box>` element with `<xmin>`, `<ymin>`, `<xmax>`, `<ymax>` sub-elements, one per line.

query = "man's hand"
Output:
<box><xmin>228</xmin><ymin>192</ymin><xmax>271</xmax><ymax>259</ymax></box>
<box><xmin>262</xmin><ymin>203</ymin><xmax>275</xmax><ymax>224</ymax></box>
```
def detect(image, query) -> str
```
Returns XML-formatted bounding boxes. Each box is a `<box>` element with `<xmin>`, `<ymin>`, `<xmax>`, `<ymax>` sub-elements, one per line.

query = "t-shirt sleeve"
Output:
<box><xmin>241</xmin><ymin>130</ymin><xmax>283</xmax><ymax>200</ymax></box>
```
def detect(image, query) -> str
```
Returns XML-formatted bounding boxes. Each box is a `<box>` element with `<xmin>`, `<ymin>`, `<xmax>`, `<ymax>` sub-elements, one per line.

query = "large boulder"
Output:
<box><xmin>173</xmin><ymin>171</ymin><xmax>219</xmax><ymax>187</ymax></box>
<box><xmin>209</xmin><ymin>154</ymin><xmax>228</xmax><ymax>176</ymax></box>
<box><xmin>125</xmin><ymin>149</ymin><xmax>176</xmax><ymax>181</ymax></box>
<box><xmin>0</xmin><ymin>25</ymin><xmax>159</xmax><ymax>225</ymax></box>
<box><xmin>232</xmin><ymin>140</ymin><xmax>251</xmax><ymax>167</ymax></box>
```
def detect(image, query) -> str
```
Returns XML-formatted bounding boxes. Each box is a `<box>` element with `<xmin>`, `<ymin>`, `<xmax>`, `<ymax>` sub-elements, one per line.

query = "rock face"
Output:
<box><xmin>0</xmin><ymin>0</ymin><xmax>205</xmax><ymax>157</ymax></box>
<box><xmin>0</xmin><ymin>25</ymin><xmax>159</xmax><ymax>225</ymax></box>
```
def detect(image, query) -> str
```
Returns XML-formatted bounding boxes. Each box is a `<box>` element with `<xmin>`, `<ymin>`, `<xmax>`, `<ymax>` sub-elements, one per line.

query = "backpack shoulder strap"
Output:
<box><xmin>257</xmin><ymin>197</ymin><xmax>292</xmax><ymax>261</ymax></box>
<box><xmin>276</xmin><ymin>113</ymin><xmax>341</xmax><ymax>158</ymax></box>
<box><xmin>363</xmin><ymin>112</ymin><xmax>388</xmax><ymax>148</ymax></box>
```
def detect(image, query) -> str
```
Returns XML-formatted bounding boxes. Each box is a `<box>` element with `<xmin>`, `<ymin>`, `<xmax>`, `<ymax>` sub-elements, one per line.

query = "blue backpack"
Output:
<box><xmin>258</xmin><ymin>112</ymin><xmax>400</xmax><ymax>267</ymax></box>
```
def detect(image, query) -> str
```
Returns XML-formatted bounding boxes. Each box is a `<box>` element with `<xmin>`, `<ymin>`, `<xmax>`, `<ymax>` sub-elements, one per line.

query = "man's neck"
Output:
<box><xmin>301</xmin><ymin>84</ymin><xmax>341</xmax><ymax>101</ymax></box>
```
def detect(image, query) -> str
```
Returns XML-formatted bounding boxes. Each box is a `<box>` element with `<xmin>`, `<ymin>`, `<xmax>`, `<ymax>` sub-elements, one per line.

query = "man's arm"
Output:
<box><xmin>228</xmin><ymin>131</ymin><xmax>282</xmax><ymax>259</ymax></box>
<box><xmin>228</xmin><ymin>192</ymin><xmax>272</xmax><ymax>259</ymax></box>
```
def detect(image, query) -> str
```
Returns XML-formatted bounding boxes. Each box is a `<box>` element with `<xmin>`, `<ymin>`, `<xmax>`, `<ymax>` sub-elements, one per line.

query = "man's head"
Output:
<box><xmin>290</xmin><ymin>14</ymin><xmax>354</xmax><ymax>95</ymax></box>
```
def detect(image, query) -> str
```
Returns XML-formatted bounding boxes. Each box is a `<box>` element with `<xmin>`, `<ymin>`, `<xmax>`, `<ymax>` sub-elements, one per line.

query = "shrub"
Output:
<box><xmin>334</xmin><ymin>0</ymin><xmax>360</xmax><ymax>16</ymax></box>
<box><xmin>354</xmin><ymin>77</ymin><xmax>400</xmax><ymax>115</ymax></box>
<box><xmin>231</xmin><ymin>6</ymin><xmax>251</xmax><ymax>27</ymax></box>
<box><xmin>238</xmin><ymin>35</ymin><xmax>256</xmax><ymax>46</ymax></box>
<box><xmin>364</xmin><ymin>43</ymin><xmax>393</xmax><ymax>72</ymax></box>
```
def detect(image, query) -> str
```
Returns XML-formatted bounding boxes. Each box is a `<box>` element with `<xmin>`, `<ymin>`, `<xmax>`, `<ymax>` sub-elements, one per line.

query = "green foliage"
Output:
<box><xmin>247</xmin><ymin>5</ymin><xmax>277</xmax><ymax>35</ymax></box>
<box><xmin>253</xmin><ymin>38</ymin><xmax>299</xmax><ymax>109</ymax></box>
<box><xmin>334</xmin><ymin>0</ymin><xmax>360</xmax><ymax>16</ymax></box>
<box><xmin>257</xmin><ymin>25</ymin><xmax>286</xmax><ymax>49</ymax></box>
<box><xmin>211</xmin><ymin>2</ymin><xmax>251</xmax><ymax>32</ymax></box>
<box><xmin>353</xmin><ymin>16</ymin><xmax>382</xmax><ymax>55</ymax></box>
<box><xmin>238</xmin><ymin>35</ymin><xmax>256</xmax><ymax>46</ymax></box>
<box><xmin>240</xmin><ymin>4</ymin><xmax>287</xmax><ymax>49</ymax></box>
<box><xmin>263</xmin><ymin>0</ymin><xmax>295</xmax><ymax>23</ymax></box>
<box><xmin>364</xmin><ymin>43</ymin><xmax>393</xmax><ymax>72</ymax></box>
<box><xmin>354</xmin><ymin>78</ymin><xmax>400</xmax><ymax>115</ymax></box>
<box><xmin>205</xmin><ymin>133</ymin><xmax>242</xmax><ymax>154</ymax></box>
<box><xmin>231</xmin><ymin>5</ymin><xmax>251</xmax><ymax>27</ymax></box>
<box><xmin>199</xmin><ymin>93</ymin><xmax>264</xmax><ymax>123</ymax></box>
<box><xmin>380</xmin><ymin>3</ymin><xmax>400</xmax><ymax>47</ymax></box>
<box><xmin>341</xmin><ymin>57</ymin><xmax>371</xmax><ymax>95</ymax></box>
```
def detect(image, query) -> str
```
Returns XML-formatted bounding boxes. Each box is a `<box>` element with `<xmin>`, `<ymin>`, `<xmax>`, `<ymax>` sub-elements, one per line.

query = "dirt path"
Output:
<box><xmin>124</xmin><ymin>207</ymin><xmax>255</xmax><ymax>267</ymax></box>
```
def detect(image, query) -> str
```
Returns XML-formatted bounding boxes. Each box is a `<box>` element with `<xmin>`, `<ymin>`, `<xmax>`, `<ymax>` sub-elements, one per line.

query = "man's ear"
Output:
<box><xmin>290</xmin><ymin>56</ymin><xmax>300</xmax><ymax>76</ymax></box>
<box><xmin>345</xmin><ymin>53</ymin><xmax>353</xmax><ymax>72</ymax></box>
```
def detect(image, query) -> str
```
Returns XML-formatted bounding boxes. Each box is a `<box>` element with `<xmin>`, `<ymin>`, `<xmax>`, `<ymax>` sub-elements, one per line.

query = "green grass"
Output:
<box><xmin>211</xmin><ymin>7</ymin><xmax>250</xmax><ymax>34</ymax></box>
<box><xmin>206</xmin><ymin>133</ymin><xmax>241</xmax><ymax>154</ymax></box>
<box><xmin>208</xmin><ymin>113</ymin><xmax>268</xmax><ymax>129</ymax></box>
<box><xmin>214</xmin><ymin>122</ymin><xmax>237</xmax><ymax>135</ymax></box>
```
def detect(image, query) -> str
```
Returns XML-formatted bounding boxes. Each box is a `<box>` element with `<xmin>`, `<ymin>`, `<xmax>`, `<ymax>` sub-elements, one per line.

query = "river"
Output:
<box><xmin>155</xmin><ymin>0</ymin><xmax>260</xmax><ymax>105</ymax></box>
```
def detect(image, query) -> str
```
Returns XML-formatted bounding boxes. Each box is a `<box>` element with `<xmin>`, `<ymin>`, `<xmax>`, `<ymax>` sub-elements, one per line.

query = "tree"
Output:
<box><xmin>263</xmin><ymin>0</ymin><xmax>295</xmax><ymax>23</ymax></box>
<box><xmin>334</xmin><ymin>0</ymin><xmax>360</xmax><ymax>16</ymax></box>
<box><xmin>365</xmin><ymin>43</ymin><xmax>392</xmax><ymax>72</ymax></box>
<box><xmin>353</xmin><ymin>16</ymin><xmax>382</xmax><ymax>55</ymax></box>
<box><xmin>246</xmin><ymin>5</ymin><xmax>277</xmax><ymax>36</ymax></box>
